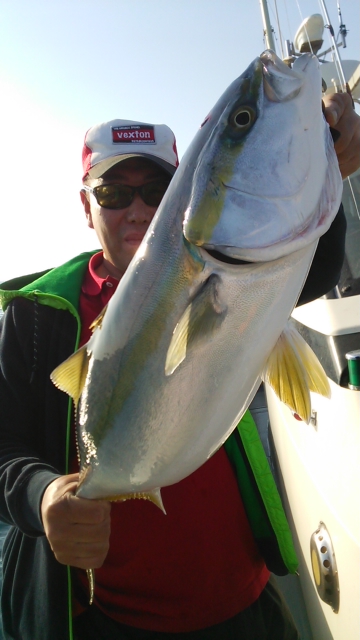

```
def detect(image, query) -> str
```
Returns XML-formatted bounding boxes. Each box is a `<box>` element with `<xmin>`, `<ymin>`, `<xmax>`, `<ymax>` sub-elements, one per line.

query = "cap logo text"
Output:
<box><xmin>112</xmin><ymin>125</ymin><xmax>156</xmax><ymax>144</ymax></box>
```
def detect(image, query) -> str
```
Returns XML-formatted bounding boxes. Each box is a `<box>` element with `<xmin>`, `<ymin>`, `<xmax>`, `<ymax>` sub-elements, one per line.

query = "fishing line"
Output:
<box><xmin>317</xmin><ymin>0</ymin><xmax>347</xmax><ymax>88</ymax></box>
<box><xmin>348</xmin><ymin>179</ymin><xmax>360</xmax><ymax>221</ymax></box>
<box><xmin>294</xmin><ymin>0</ymin><xmax>315</xmax><ymax>54</ymax></box>
<box><xmin>281</xmin><ymin>0</ymin><xmax>293</xmax><ymax>51</ymax></box>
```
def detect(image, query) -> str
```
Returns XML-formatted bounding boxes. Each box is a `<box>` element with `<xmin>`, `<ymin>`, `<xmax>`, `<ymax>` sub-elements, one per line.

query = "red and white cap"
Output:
<box><xmin>82</xmin><ymin>119</ymin><xmax>179</xmax><ymax>181</ymax></box>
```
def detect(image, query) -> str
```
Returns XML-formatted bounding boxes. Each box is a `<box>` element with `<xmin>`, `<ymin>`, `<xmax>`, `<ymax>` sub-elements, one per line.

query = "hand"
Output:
<box><xmin>323</xmin><ymin>91</ymin><xmax>360</xmax><ymax>179</ymax></box>
<box><xmin>41</xmin><ymin>474</ymin><xmax>111</xmax><ymax>569</ymax></box>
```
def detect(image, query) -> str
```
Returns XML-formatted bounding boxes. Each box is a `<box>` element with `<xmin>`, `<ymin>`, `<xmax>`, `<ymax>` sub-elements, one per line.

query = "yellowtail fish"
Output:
<box><xmin>51</xmin><ymin>51</ymin><xmax>342</xmax><ymax>509</ymax></box>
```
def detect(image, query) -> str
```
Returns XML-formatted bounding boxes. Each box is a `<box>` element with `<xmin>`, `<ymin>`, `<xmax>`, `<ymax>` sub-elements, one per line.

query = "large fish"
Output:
<box><xmin>51</xmin><ymin>51</ymin><xmax>342</xmax><ymax>508</ymax></box>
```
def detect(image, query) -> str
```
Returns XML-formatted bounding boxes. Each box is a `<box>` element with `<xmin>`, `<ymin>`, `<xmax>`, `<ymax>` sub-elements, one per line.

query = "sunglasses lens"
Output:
<box><xmin>93</xmin><ymin>180</ymin><xmax>170</xmax><ymax>209</ymax></box>
<box><xmin>94</xmin><ymin>185</ymin><xmax>132</xmax><ymax>209</ymax></box>
<box><xmin>141</xmin><ymin>181</ymin><xmax>169</xmax><ymax>207</ymax></box>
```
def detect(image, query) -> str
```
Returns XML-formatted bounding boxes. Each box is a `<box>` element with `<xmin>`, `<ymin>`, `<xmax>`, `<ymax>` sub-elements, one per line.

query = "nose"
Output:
<box><xmin>125</xmin><ymin>193</ymin><xmax>155</xmax><ymax>224</ymax></box>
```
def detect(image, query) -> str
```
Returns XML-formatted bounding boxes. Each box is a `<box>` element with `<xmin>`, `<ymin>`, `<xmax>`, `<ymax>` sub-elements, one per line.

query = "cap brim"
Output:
<box><xmin>86</xmin><ymin>154</ymin><xmax>177</xmax><ymax>180</ymax></box>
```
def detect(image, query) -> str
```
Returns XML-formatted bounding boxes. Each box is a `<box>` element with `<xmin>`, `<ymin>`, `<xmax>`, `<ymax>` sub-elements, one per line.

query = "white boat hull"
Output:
<box><xmin>266</xmin><ymin>376</ymin><xmax>360</xmax><ymax>640</ymax></box>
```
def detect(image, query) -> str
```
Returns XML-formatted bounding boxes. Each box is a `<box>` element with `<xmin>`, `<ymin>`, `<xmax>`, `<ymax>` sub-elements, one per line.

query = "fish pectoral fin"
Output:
<box><xmin>165</xmin><ymin>304</ymin><xmax>191</xmax><ymax>375</ymax></box>
<box><xmin>262</xmin><ymin>322</ymin><xmax>330</xmax><ymax>424</ymax></box>
<box><xmin>165</xmin><ymin>275</ymin><xmax>226</xmax><ymax>376</ymax></box>
<box><xmin>286</xmin><ymin>324</ymin><xmax>331</xmax><ymax>400</ymax></box>
<box><xmin>263</xmin><ymin>325</ymin><xmax>311</xmax><ymax>423</ymax></box>
<box><xmin>89</xmin><ymin>304</ymin><xmax>108</xmax><ymax>332</ymax></box>
<box><xmin>50</xmin><ymin>345</ymin><xmax>90</xmax><ymax>404</ymax></box>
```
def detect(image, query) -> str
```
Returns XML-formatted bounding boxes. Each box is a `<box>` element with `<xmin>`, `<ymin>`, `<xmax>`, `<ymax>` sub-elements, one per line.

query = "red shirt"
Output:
<box><xmin>73</xmin><ymin>252</ymin><xmax>269</xmax><ymax>631</ymax></box>
<box><xmin>78</xmin><ymin>252</ymin><xmax>119</xmax><ymax>346</ymax></box>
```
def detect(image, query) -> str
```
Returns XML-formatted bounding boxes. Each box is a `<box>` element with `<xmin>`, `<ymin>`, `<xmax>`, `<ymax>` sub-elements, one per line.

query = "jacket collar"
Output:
<box><xmin>0</xmin><ymin>251</ymin><xmax>99</xmax><ymax>312</ymax></box>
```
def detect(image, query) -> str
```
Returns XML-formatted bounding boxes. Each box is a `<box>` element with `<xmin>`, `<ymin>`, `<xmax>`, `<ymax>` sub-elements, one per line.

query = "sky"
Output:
<box><xmin>0</xmin><ymin>0</ymin><xmax>359</xmax><ymax>282</ymax></box>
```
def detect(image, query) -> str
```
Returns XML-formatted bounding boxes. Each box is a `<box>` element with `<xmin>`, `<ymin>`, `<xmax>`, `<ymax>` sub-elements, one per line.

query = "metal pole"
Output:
<box><xmin>337</xmin><ymin>1</ymin><xmax>347</xmax><ymax>49</ymax></box>
<box><xmin>318</xmin><ymin>0</ymin><xmax>347</xmax><ymax>88</ymax></box>
<box><xmin>259</xmin><ymin>0</ymin><xmax>276</xmax><ymax>51</ymax></box>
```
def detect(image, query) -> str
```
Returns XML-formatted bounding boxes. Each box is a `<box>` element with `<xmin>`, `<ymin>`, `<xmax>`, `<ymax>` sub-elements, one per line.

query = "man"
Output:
<box><xmin>0</xmin><ymin>93</ymin><xmax>359</xmax><ymax>640</ymax></box>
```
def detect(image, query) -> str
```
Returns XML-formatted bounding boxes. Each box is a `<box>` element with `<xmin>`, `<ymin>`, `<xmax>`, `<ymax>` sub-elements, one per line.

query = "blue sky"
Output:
<box><xmin>0</xmin><ymin>0</ymin><xmax>359</xmax><ymax>281</ymax></box>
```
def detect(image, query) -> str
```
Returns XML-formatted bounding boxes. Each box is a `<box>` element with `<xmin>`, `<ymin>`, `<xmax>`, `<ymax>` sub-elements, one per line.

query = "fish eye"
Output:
<box><xmin>230</xmin><ymin>107</ymin><xmax>256</xmax><ymax>130</ymax></box>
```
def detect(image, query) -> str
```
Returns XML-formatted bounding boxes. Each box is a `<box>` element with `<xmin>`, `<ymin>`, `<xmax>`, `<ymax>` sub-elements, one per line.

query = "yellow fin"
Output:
<box><xmin>50</xmin><ymin>345</ymin><xmax>90</xmax><ymax>404</ymax></box>
<box><xmin>89</xmin><ymin>304</ymin><xmax>108</xmax><ymax>333</ymax></box>
<box><xmin>100</xmin><ymin>488</ymin><xmax>166</xmax><ymax>514</ymax></box>
<box><xmin>263</xmin><ymin>322</ymin><xmax>330</xmax><ymax>423</ymax></box>
<box><xmin>165</xmin><ymin>275</ymin><xmax>225</xmax><ymax>376</ymax></box>
<box><xmin>286</xmin><ymin>325</ymin><xmax>331</xmax><ymax>399</ymax></box>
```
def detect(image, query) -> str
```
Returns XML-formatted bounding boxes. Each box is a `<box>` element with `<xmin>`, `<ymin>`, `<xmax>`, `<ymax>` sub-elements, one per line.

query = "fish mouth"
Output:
<box><xmin>203</xmin><ymin>248</ymin><xmax>254</xmax><ymax>265</ymax></box>
<box><xmin>223</xmin><ymin>179</ymin><xmax>306</xmax><ymax>203</ymax></box>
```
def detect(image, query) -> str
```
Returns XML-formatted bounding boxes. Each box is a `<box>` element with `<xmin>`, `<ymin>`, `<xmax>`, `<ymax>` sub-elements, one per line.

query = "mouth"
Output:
<box><xmin>124</xmin><ymin>233</ymin><xmax>145</xmax><ymax>246</ymax></box>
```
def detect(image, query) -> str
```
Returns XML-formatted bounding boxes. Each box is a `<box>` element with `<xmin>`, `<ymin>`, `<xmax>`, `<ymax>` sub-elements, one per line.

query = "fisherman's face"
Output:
<box><xmin>82</xmin><ymin>158</ymin><xmax>171</xmax><ymax>279</ymax></box>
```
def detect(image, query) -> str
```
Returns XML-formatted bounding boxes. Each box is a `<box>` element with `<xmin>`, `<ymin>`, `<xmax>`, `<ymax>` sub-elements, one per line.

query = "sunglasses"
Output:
<box><xmin>82</xmin><ymin>179</ymin><xmax>170</xmax><ymax>210</ymax></box>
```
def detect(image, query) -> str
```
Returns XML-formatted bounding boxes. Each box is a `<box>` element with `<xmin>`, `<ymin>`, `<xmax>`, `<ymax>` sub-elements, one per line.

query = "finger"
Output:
<box><xmin>322</xmin><ymin>92</ymin><xmax>350</xmax><ymax>127</ymax></box>
<box><xmin>55</xmin><ymin>472</ymin><xmax>80</xmax><ymax>492</ymax></box>
<box><xmin>44</xmin><ymin>483</ymin><xmax>111</xmax><ymax>525</ymax></box>
<box><xmin>50</xmin><ymin>519</ymin><xmax>110</xmax><ymax>537</ymax></box>
<box><xmin>336</xmin><ymin>151</ymin><xmax>359</xmax><ymax>179</ymax></box>
<box><xmin>46</xmin><ymin>520</ymin><xmax>111</xmax><ymax>568</ymax></box>
<box><xmin>52</xmin><ymin>541</ymin><xmax>110</xmax><ymax>569</ymax></box>
<box><xmin>322</xmin><ymin>99</ymin><xmax>340</xmax><ymax>128</ymax></box>
<box><xmin>48</xmin><ymin>518</ymin><xmax>111</xmax><ymax>545</ymax></box>
<box><xmin>63</xmin><ymin>493</ymin><xmax>112</xmax><ymax>525</ymax></box>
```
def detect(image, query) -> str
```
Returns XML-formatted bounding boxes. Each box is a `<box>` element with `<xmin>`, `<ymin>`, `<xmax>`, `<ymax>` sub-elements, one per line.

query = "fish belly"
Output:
<box><xmin>77</xmin><ymin>242</ymin><xmax>316</xmax><ymax>500</ymax></box>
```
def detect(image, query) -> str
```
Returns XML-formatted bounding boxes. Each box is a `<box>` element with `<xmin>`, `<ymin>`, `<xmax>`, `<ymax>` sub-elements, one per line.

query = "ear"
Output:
<box><xmin>80</xmin><ymin>190</ymin><xmax>94</xmax><ymax>229</ymax></box>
